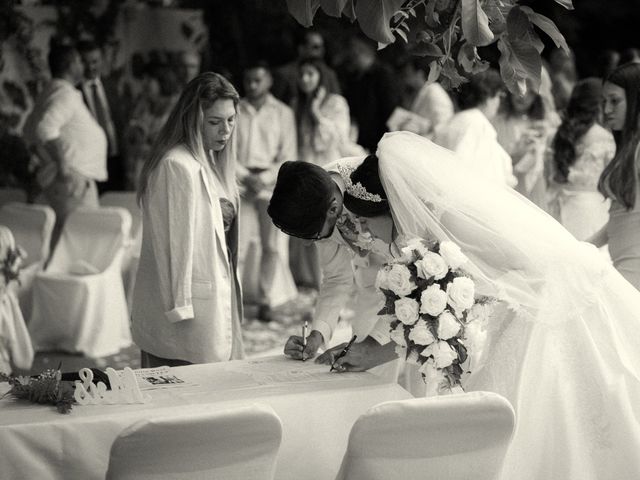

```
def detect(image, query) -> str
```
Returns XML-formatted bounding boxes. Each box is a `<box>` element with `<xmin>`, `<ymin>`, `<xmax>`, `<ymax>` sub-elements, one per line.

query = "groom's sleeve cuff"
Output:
<box><xmin>313</xmin><ymin>321</ymin><xmax>332</xmax><ymax>347</ymax></box>
<box><xmin>369</xmin><ymin>317</ymin><xmax>391</xmax><ymax>345</ymax></box>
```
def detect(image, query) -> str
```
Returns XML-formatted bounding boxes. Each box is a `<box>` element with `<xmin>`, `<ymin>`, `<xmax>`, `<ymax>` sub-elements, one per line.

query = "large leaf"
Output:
<box><xmin>552</xmin><ymin>0</ymin><xmax>574</xmax><ymax>10</ymax></box>
<box><xmin>507</xmin><ymin>6</ymin><xmax>543</xmax><ymax>54</ymax></box>
<box><xmin>520</xmin><ymin>6</ymin><xmax>570</xmax><ymax>54</ymax></box>
<box><xmin>461</xmin><ymin>0</ymin><xmax>494</xmax><ymax>46</ymax></box>
<box><xmin>286</xmin><ymin>0</ymin><xmax>321</xmax><ymax>27</ymax></box>
<box><xmin>342</xmin><ymin>0</ymin><xmax>357</xmax><ymax>21</ymax></box>
<box><xmin>320</xmin><ymin>0</ymin><xmax>349</xmax><ymax>18</ymax></box>
<box><xmin>355</xmin><ymin>0</ymin><xmax>406</xmax><ymax>44</ymax></box>
<box><xmin>498</xmin><ymin>37</ymin><xmax>541</xmax><ymax>95</ymax></box>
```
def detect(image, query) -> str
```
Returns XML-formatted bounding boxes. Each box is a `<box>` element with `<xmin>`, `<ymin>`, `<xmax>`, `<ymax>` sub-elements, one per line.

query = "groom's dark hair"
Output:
<box><xmin>268</xmin><ymin>161</ymin><xmax>335</xmax><ymax>238</ymax></box>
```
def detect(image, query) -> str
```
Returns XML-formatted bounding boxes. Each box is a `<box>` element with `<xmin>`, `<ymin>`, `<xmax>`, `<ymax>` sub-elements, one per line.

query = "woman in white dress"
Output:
<box><xmin>547</xmin><ymin>78</ymin><xmax>616</xmax><ymax>240</ymax></box>
<box><xmin>493</xmin><ymin>75</ymin><xmax>560</xmax><ymax>210</ymax></box>
<box><xmin>314</xmin><ymin>132</ymin><xmax>640</xmax><ymax>479</ymax></box>
<box><xmin>434</xmin><ymin>69</ymin><xmax>517</xmax><ymax>187</ymax></box>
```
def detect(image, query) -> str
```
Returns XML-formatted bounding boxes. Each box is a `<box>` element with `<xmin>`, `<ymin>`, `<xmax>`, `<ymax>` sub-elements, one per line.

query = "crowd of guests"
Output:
<box><xmin>15</xmin><ymin>27</ymin><xmax>640</xmax><ymax>366</ymax></box>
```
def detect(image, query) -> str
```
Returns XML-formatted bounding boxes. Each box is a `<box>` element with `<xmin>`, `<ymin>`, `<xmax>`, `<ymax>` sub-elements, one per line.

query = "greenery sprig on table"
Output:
<box><xmin>0</xmin><ymin>368</ymin><xmax>75</xmax><ymax>414</ymax></box>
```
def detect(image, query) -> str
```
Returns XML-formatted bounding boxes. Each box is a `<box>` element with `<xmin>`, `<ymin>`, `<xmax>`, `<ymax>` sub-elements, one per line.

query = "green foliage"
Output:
<box><xmin>285</xmin><ymin>0</ymin><xmax>573</xmax><ymax>94</ymax></box>
<box><xmin>0</xmin><ymin>369</ymin><xmax>75</xmax><ymax>414</ymax></box>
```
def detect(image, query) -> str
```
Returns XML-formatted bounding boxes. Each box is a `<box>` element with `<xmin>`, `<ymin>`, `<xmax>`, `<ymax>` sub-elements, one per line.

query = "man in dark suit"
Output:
<box><xmin>78</xmin><ymin>40</ymin><xmax>125</xmax><ymax>192</ymax></box>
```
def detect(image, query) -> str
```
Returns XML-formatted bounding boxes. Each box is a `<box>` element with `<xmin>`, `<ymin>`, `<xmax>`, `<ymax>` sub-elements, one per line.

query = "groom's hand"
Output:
<box><xmin>316</xmin><ymin>337</ymin><xmax>399</xmax><ymax>372</ymax></box>
<box><xmin>284</xmin><ymin>330</ymin><xmax>324</xmax><ymax>361</ymax></box>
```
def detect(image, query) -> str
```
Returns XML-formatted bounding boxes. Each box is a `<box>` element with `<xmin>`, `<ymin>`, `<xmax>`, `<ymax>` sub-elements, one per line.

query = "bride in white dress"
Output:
<box><xmin>320</xmin><ymin>131</ymin><xmax>640</xmax><ymax>479</ymax></box>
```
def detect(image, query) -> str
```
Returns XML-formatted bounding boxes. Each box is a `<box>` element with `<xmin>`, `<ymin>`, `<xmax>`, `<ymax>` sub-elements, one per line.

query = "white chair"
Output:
<box><xmin>0</xmin><ymin>188</ymin><xmax>27</xmax><ymax>207</ymax></box>
<box><xmin>106</xmin><ymin>404</ymin><xmax>283</xmax><ymax>480</ymax></box>
<box><xmin>29</xmin><ymin>207</ymin><xmax>132</xmax><ymax>358</ymax></box>
<box><xmin>0</xmin><ymin>202</ymin><xmax>55</xmax><ymax>321</ymax></box>
<box><xmin>100</xmin><ymin>191</ymin><xmax>142</xmax><ymax>309</ymax></box>
<box><xmin>335</xmin><ymin>391</ymin><xmax>516</xmax><ymax>480</ymax></box>
<box><xmin>0</xmin><ymin>226</ymin><xmax>34</xmax><ymax>373</ymax></box>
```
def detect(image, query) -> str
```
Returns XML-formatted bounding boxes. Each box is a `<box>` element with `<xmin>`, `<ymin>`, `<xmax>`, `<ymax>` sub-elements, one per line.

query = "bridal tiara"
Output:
<box><xmin>337</xmin><ymin>163</ymin><xmax>384</xmax><ymax>203</ymax></box>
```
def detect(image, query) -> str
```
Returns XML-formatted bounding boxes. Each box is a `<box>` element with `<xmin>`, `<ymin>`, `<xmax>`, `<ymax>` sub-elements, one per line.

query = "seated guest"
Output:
<box><xmin>132</xmin><ymin>72</ymin><xmax>245</xmax><ymax>368</ymax></box>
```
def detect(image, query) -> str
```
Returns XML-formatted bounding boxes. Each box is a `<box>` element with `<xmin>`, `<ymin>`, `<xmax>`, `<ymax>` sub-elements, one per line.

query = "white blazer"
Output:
<box><xmin>131</xmin><ymin>145</ymin><xmax>239</xmax><ymax>363</ymax></box>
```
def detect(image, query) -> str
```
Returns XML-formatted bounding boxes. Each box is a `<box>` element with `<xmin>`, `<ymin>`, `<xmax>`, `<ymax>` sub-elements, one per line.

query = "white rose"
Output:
<box><xmin>466</xmin><ymin>302</ymin><xmax>491</xmax><ymax>324</ymax></box>
<box><xmin>408</xmin><ymin>320</ymin><xmax>436</xmax><ymax>346</ymax></box>
<box><xmin>446</xmin><ymin>277</ymin><xmax>476</xmax><ymax>313</ymax></box>
<box><xmin>439</xmin><ymin>241</ymin><xmax>468</xmax><ymax>269</ymax></box>
<box><xmin>375</xmin><ymin>267</ymin><xmax>390</xmax><ymax>291</ymax></box>
<box><xmin>389</xmin><ymin>323</ymin><xmax>406</xmax><ymax>346</ymax></box>
<box><xmin>437</xmin><ymin>311</ymin><xmax>460</xmax><ymax>340</ymax></box>
<box><xmin>420</xmin><ymin>284</ymin><xmax>447</xmax><ymax>317</ymax></box>
<box><xmin>423</xmin><ymin>340</ymin><xmax>458</xmax><ymax>368</ymax></box>
<box><xmin>394</xmin><ymin>298</ymin><xmax>420</xmax><ymax>325</ymax></box>
<box><xmin>415</xmin><ymin>252</ymin><xmax>448</xmax><ymax>280</ymax></box>
<box><xmin>385</xmin><ymin>264</ymin><xmax>415</xmax><ymax>297</ymax></box>
<box><xmin>400</xmin><ymin>237</ymin><xmax>430</xmax><ymax>258</ymax></box>
<box><xmin>419</xmin><ymin>358</ymin><xmax>445</xmax><ymax>395</ymax></box>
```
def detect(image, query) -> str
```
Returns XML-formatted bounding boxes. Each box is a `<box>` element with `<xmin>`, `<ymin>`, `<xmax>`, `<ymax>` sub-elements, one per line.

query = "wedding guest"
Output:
<box><xmin>236</xmin><ymin>62</ymin><xmax>297</xmax><ymax>321</ymax></box>
<box><xmin>289</xmin><ymin>57</ymin><xmax>364</xmax><ymax>289</ymax></box>
<box><xmin>547</xmin><ymin>78</ymin><xmax>615</xmax><ymax>240</ymax></box>
<box><xmin>23</xmin><ymin>42</ymin><xmax>107</xmax><ymax>248</ymax></box>
<box><xmin>434</xmin><ymin>69</ymin><xmax>516</xmax><ymax>187</ymax></box>
<box><xmin>547</xmin><ymin>47</ymin><xmax>577</xmax><ymax>112</ymax></box>
<box><xmin>619</xmin><ymin>48</ymin><xmax>640</xmax><ymax>66</ymax></box>
<box><xmin>398</xmin><ymin>57</ymin><xmax>454</xmax><ymax>139</ymax></box>
<box><xmin>342</xmin><ymin>35</ymin><xmax>400</xmax><ymax>152</ymax></box>
<box><xmin>272</xmin><ymin>29</ymin><xmax>341</xmax><ymax>105</ymax></box>
<box><xmin>123</xmin><ymin>63</ymin><xmax>181</xmax><ymax>189</ymax></box>
<box><xmin>493</xmin><ymin>76</ymin><xmax>560</xmax><ymax>209</ymax></box>
<box><xmin>132</xmin><ymin>72</ymin><xmax>245</xmax><ymax>367</ymax></box>
<box><xmin>78</xmin><ymin>40</ymin><xmax>125</xmax><ymax>193</ymax></box>
<box><xmin>591</xmin><ymin>63</ymin><xmax>640</xmax><ymax>289</ymax></box>
<box><xmin>176</xmin><ymin>50</ymin><xmax>202</xmax><ymax>87</ymax></box>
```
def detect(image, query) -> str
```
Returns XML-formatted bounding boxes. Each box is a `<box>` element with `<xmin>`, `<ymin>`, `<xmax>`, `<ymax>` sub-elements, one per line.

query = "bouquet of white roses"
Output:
<box><xmin>376</xmin><ymin>238</ymin><xmax>491</xmax><ymax>395</ymax></box>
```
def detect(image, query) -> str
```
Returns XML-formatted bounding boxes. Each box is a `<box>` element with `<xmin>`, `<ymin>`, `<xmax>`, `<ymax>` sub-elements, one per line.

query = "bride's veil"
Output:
<box><xmin>377</xmin><ymin>131</ymin><xmax>611</xmax><ymax>324</ymax></box>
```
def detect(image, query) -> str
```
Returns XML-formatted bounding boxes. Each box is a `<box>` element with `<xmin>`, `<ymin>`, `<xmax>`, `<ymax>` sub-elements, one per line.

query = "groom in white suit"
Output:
<box><xmin>268</xmin><ymin>157</ymin><xmax>394</xmax><ymax>365</ymax></box>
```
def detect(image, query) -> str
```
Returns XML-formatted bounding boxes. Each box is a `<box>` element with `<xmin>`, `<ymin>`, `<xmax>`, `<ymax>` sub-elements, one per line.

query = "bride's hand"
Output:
<box><xmin>316</xmin><ymin>337</ymin><xmax>398</xmax><ymax>372</ymax></box>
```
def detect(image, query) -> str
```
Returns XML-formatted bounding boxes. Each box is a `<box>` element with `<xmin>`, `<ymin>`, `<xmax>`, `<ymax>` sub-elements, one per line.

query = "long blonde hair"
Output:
<box><xmin>137</xmin><ymin>72</ymin><xmax>240</xmax><ymax>205</ymax></box>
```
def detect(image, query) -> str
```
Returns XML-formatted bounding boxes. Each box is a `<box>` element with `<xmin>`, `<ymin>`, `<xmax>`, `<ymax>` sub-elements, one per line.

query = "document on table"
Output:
<box><xmin>225</xmin><ymin>357</ymin><xmax>355</xmax><ymax>386</ymax></box>
<box><xmin>131</xmin><ymin>367</ymin><xmax>197</xmax><ymax>390</ymax></box>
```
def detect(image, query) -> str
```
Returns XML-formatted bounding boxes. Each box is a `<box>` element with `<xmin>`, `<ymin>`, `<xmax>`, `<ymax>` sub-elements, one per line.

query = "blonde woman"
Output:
<box><xmin>132</xmin><ymin>72</ymin><xmax>244</xmax><ymax>367</ymax></box>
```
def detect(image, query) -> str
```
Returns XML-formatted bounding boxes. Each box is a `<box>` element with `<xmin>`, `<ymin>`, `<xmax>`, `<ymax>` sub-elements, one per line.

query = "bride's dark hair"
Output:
<box><xmin>343</xmin><ymin>154</ymin><xmax>391</xmax><ymax>217</ymax></box>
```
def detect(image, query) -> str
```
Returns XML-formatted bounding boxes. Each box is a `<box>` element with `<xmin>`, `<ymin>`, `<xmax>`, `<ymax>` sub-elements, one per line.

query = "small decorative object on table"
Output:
<box><xmin>376</xmin><ymin>238</ymin><xmax>494</xmax><ymax>396</ymax></box>
<box><xmin>0</xmin><ymin>366</ymin><xmax>75</xmax><ymax>414</ymax></box>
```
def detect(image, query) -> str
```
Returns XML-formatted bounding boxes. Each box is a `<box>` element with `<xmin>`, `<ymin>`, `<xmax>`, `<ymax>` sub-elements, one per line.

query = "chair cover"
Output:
<box><xmin>0</xmin><ymin>202</ymin><xmax>55</xmax><ymax>321</ymax></box>
<box><xmin>0</xmin><ymin>188</ymin><xmax>27</xmax><ymax>208</ymax></box>
<box><xmin>100</xmin><ymin>192</ymin><xmax>142</xmax><ymax>309</ymax></box>
<box><xmin>106</xmin><ymin>403</ymin><xmax>283</xmax><ymax>480</ymax></box>
<box><xmin>335</xmin><ymin>391</ymin><xmax>516</xmax><ymax>480</ymax></box>
<box><xmin>29</xmin><ymin>207</ymin><xmax>132</xmax><ymax>358</ymax></box>
<box><xmin>0</xmin><ymin>226</ymin><xmax>33</xmax><ymax>373</ymax></box>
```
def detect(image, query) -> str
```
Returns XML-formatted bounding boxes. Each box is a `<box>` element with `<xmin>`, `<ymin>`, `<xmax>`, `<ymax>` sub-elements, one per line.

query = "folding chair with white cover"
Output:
<box><xmin>29</xmin><ymin>207</ymin><xmax>132</xmax><ymax>358</ymax></box>
<box><xmin>0</xmin><ymin>188</ymin><xmax>27</xmax><ymax>207</ymax></box>
<box><xmin>0</xmin><ymin>202</ymin><xmax>55</xmax><ymax>321</ymax></box>
<box><xmin>335</xmin><ymin>391</ymin><xmax>516</xmax><ymax>480</ymax></box>
<box><xmin>106</xmin><ymin>403</ymin><xmax>283</xmax><ymax>480</ymax></box>
<box><xmin>0</xmin><ymin>226</ymin><xmax>34</xmax><ymax>373</ymax></box>
<box><xmin>100</xmin><ymin>192</ymin><xmax>142</xmax><ymax>309</ymax></box>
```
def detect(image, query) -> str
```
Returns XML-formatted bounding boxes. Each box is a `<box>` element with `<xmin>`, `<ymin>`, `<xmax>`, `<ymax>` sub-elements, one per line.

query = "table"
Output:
<box><xmin>0</xmin><ymin>356</ymin><xmax>412</xmax><ymax>480</ymax></box>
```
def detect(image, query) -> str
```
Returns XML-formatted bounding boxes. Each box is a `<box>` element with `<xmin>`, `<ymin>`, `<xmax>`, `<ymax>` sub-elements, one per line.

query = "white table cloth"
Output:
<box><xmin>0</xmin><ymin>356</ymin><xmax>412</xmax><ymax>480</ymax></box>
